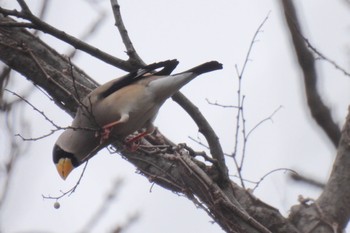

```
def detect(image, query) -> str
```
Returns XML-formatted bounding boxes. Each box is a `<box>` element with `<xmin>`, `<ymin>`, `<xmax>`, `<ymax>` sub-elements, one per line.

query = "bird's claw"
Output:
<box><xmin>96</xmin><ymin>126</ymin><xmax>113</xmax><ymax>144</ymax></box>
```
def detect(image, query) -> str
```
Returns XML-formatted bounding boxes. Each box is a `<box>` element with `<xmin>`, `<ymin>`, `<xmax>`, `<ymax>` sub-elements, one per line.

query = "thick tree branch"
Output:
<box><xmin>316</xmin><ymin>107</ymin><xmax>350</xmax><ymax>228</ymax></box>
<box><xmin>281</xmin><ymin>0</ymin><xmax>341</xmax><ymax>148</ymax></box>
<box><xmin>289</xmin><ymin>107</ymin><xmax>350</xmax><ymax>233</ymax></box>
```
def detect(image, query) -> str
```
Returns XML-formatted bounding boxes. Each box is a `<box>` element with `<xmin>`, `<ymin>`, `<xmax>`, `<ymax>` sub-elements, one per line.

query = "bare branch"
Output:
<box><xmin>5</xmin><ymin>88</ymin><xmax>61</xmax><ymax>128</ymax></box>
<box><xmin>230</xmin><ymin>13</ymin><xmax>271</xmax><ymax>188</ymax></box>
<box><xmin>5</xmin><ymin>89</ymin><xmax>100</xmax><ymax>142</ymax></box>
<box><xmin>172</xmin><ymin>92</ymin><xmax>230</xmax><ymax>185</ymax></box>
<box><xmin>281</xmin><ymin>0</ymin><xmax>341</xmax><ymax>147</ymax></box>
<box><xmin>0</xmin><ymin>21</ymin><xmax>37</xmax><ymax>28</ymax></box>
<box><xmin>246</xmin><ymin>105</ymin><xmax>283</xmax><ymax>139</ymax></box>
<box><xmin>289</xmin><ymin>172</ymin><xmax>325</xmax><ymax>189</ymax></box>
<box><xmin>303</xmin><ymin>37</ymin><xmax>350</xmax><ymax>78</ymax></box>
<box><xmin>237</xmin><ymin>12</ymin><xmax>270</xmax><ymax>79</ymax></box>
<box><xmin>206</xmin><ymin>98</ymin><xmax>239</xmax><ymax>108</ymax></box>
<box><xmin>42</xmin><ymin>161</ymin><xmax>89</xmax><ymax>201</ymax></box>
<box><xmin>16</xmin><ymin>0</ymin><xmax>31</xmax><ymax>13</ymax></box>
<box><xmin>110</xmin><ymin>0</ymin><xmax>145</xmax><ymax>66</ymax></box>
<box><xmin>252</xmin><ymin>168</ymin><xmax>297</xmax><ymax>192</ymax></box>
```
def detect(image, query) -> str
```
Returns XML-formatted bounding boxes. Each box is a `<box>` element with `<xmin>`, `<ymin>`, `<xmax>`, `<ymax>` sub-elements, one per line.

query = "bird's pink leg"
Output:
<box><xmin>97</xmin><ymin>114</ymin><xmax>129</xmax><ymax>143</ymax></box>
<box><xmin>125</xmin><ymin>124</ymin><xmax>155</xmax><ymax>151</ymax></box>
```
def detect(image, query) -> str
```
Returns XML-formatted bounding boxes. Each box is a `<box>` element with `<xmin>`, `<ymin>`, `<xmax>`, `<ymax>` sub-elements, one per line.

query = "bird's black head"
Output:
<box><xmin>53</xmin><ymin>144</ymin><xmax>80</xmax><ymax>180</ymax></box>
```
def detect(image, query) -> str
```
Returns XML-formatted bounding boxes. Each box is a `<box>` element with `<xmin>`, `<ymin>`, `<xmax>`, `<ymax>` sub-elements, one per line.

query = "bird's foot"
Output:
<box><xmin>99</xmin><ymin>126</ymin><xmax>113</xmax><ymax>143</ymax></box>
<box><xmin>96</xmin><ymin>125</ymin><xmax>115</xmax><ymax>144</ymax></box>
<box><xmin>124</xmin><ymin>131</ymin><xmax>149</xmax><ymax>151</ymax></box>
<box><xmin>96</xmin><ymin>120</ymin><xmax>125</xmax><ymax>144</ymax></box>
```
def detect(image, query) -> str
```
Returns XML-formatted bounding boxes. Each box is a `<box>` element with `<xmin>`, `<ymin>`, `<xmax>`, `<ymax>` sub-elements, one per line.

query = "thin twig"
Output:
<box><xmin>5</xmin><ymin>88</ymin><xmax>60</xmax><ymax>128</ymax></box>
<box><xmin>237</xmin><ymin>12</ymin><xmax>270</xmax><ymax>79</ymax></box>
<box><xmin>252</xmin><ymin>168</ymin><xmax>297</xmax><ymax>192</ymax></box>
<box><xmin>231</xmin><ymin>13</ymin><xmax>271</xmax><ymax>188</ymax></box>
<box><xmin>5</xmin><ymin>89</ymin><xmax>98</xmax><ymax>141</ymax></box>
<box><xmin>236</xmin><ymin>105</ymin><xmax>282</xmax><ymax>172</ymax></box>
<box><xmin>206</xmin><ymin>98</ymin><xmax>239</xmax><ymax>108</ymax></box>
<box><xmin>24</xmin><ymin>44</ymin><xmax>80</xmax><ymax>105</ymax></box>
<box><xmin>246</xmin><ymin>105</ymin><xmax>283</xmax><ymax>139</ymax></box>
<box><xmin>42</xmin><ymin>161</ymin><xmax>89</xmax><ymax>200</ymax></box>
<box><xmin>297</xmin><ymin>27</ymin><xmax>350</xmax><ymax>78</ymax></box>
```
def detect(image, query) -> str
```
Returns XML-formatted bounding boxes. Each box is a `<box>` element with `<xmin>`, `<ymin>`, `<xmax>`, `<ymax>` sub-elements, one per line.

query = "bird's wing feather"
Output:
<box><xmin>99</xmin><ymin>59</ymin><xmax>179</xmax><ymax>99</ymax></box>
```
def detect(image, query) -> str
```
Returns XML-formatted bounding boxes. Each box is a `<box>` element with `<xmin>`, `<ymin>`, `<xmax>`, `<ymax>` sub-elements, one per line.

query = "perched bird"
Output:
<box><xmin>53</xmin><ymin>60</ymin><xmax>223</xmax><ymax>179</ymax></box>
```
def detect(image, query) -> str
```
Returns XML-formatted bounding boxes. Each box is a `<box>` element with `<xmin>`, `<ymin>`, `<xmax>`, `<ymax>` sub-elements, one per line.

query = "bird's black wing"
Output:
<box><xmin>100</xmin><ymin>59</ymin><xmax>179</xmax><ymax>99</ymax></box>
<box><xmin>180</xmin><ymin>61</ymin><xmax>223</xmax><ymax>75</ymax></box>
<box><xmin>152</xmin><ymin>59</ymin><xmax>179</xmax><ymax>76</ymax></box>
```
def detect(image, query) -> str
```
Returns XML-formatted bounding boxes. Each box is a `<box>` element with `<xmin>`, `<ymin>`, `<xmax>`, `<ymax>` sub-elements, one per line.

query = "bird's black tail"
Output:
<box><xmin>184</xmin><ymin>61</ymin><xmax>223</xmax><ymax>75</ymax></box>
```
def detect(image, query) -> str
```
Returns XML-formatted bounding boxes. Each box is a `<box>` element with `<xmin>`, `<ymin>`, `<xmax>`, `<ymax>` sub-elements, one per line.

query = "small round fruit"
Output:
<box><xmin>54</xmin><ymin>201</ymin><xmax>60</xmax><ymax>209</ymax></box>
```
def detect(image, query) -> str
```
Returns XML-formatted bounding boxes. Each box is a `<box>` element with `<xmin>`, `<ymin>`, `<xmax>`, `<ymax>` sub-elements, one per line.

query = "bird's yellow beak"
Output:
<box><xmin>56</xmin><ymin>158</ymin><xmax>74</xmax><ymax>180</ymax></box>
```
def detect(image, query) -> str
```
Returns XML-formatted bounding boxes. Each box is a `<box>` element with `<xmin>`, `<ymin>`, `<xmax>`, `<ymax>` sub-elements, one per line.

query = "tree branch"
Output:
<box><xmin>172</xmin><ymin>92</ymin><xmax>230</xmax><ymax>186</ymax></box>
<box><xmin>281</xmin><ymin>0</ymin><xmax>341</xmax><ymax>147</ymax></box>
<box><xmin>316</xmin><ymin>107</ymin><xmax>350</xmax><ymax>228</ymax></box>
<box><xmin>289</xmin><ymin>107</ymin><xmax>350</xmax><ymax>232</ymax></box>
<box><xmin>289</xmin><ymin>172</ymin><xmax>325</xmax><ymax>189</ymax></box>
<box><xmin>110</xmin><ymin>0</ymin><xmax>145</xmax><ymax>66</ymax></box>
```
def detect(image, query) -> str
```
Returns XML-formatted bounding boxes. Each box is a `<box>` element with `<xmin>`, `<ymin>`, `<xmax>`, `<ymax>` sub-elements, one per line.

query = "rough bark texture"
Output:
<box><xmin>288</xmin><ymin>109</ymin><xmax>350</xmax><ymax>232</ymax></box>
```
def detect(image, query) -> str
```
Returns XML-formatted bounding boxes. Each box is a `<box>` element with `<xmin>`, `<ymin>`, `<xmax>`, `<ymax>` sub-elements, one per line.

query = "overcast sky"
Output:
<box><xmin>1</xmin><ymin>0</ymin><xmax>350</xmax><ymax>232</ymax></box>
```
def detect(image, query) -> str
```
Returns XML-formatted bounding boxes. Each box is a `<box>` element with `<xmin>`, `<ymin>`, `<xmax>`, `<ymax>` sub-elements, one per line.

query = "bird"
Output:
<box><xmin>53</xmin><ymin>59</ymin><xmax>223</xmax><ymax>180</ymax></box>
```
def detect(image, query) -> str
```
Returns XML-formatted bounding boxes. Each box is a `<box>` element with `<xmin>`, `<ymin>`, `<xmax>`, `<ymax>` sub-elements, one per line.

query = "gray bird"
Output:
<box><xmin>53</xmin><ymin>60</ymin><xmax>223</xmax><ymax>179</ymax></box>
